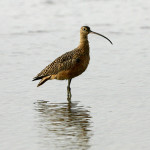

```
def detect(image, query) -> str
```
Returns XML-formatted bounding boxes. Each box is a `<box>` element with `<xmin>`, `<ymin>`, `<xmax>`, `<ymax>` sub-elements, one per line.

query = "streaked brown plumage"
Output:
<box><xmin>33</xmin><ymin>26</ymin><xmax>112</xmax><ymax>100</ymax></box>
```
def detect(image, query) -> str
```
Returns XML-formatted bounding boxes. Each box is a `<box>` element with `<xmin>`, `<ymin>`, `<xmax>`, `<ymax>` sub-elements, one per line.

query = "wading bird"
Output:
<box><xmin>33</xmin><ymin>26</ymin><xmax>112</xmax><ymax>100</ymax></box>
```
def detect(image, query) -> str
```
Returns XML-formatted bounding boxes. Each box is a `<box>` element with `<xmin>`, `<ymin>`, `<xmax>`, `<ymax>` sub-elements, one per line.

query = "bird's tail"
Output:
<box><xmin>37</xmin><ymin>76</ymin><xmax>51</xmax><ymax>87</ymax></box>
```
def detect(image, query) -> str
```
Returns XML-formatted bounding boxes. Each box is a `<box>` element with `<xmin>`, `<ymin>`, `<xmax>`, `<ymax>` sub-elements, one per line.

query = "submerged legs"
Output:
<box><xmin>67</xmin><ymin>79</ymin><xmax>72</xmax><ymax>101</ymax></box>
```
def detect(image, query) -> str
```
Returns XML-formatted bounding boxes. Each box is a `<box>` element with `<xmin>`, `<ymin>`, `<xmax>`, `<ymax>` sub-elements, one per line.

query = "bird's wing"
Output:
<box><xmin>33</xmin><ymin>49</ymin><xmax>79</xmax><ymax>80</ymax></box>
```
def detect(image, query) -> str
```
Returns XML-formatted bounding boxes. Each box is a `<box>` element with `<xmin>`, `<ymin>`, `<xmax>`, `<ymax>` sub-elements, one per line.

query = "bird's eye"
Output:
<box><xmin>83</xmin><ymin>28</ymin><xmax>86</xmax><ymax>31</ymax></box>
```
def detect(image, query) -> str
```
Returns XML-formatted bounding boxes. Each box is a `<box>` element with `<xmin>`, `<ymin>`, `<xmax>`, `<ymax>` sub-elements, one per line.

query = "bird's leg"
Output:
<box><xmin>67</xmin><ymin>79</ymin><xmax>72</xmax><ymax>101</ymax></box>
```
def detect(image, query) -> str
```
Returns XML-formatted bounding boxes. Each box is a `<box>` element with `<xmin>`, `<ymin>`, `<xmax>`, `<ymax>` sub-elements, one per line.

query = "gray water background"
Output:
<box><xmin>0</xmin><ymin>0</ymin><xmax>150</xmax><ymax>150</ymax></box>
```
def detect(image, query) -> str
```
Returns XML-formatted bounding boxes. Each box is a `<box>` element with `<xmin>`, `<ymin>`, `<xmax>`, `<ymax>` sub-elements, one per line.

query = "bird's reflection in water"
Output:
<box><xmin>34</xmin><ymin>100</ymin><xmax>93</xmax><ymax>150</ymax></box>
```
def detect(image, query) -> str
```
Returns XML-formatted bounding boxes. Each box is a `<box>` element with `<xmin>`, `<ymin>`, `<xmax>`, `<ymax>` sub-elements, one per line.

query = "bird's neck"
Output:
<box><xmin>78</xmin><ymin>33</ymin><xmax>89</xmax><ymax>54</ymax></box>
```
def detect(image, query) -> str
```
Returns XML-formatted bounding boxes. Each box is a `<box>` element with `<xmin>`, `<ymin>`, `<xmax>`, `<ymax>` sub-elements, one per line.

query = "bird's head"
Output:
<box><xmin>80</xmin><ymin>26</ymin><xmax>91</xmax><ymax>35</ymax></box>
<box><xmin>80</xmin><ymin>26</ymin><xmax>113</xmax><ymax>45</ymax></box>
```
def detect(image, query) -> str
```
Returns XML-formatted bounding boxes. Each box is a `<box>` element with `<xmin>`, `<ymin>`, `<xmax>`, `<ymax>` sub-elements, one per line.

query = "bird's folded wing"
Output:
<box><xmin>33</xmin><ymin>50</ymin><xmax>79</xmax><ymax>80</ymax></box>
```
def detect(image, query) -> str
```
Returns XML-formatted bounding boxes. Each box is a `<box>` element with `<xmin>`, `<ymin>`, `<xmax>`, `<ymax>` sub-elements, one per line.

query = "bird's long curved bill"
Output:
<box><xmin>90</xmin><ymin>31</ymin><xmax>113</xmax><ymax>45</ymax></box>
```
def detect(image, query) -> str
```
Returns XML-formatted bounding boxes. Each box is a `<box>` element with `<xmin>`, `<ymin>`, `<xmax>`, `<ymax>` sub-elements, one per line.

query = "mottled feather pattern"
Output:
<box><xmin>33</xmin><ymin>48</ymin><xmax>82</xmax><ymax>80</ymax></box>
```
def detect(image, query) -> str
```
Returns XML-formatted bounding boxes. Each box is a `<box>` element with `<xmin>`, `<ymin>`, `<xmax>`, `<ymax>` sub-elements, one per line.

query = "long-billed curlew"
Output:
<box><xmin>33</xmin><ymin>26</ymin><xmax>112</xmax><ymax>100</ymax></box>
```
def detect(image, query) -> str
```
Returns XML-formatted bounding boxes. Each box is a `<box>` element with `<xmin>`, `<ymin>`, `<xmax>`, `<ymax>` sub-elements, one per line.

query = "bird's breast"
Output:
<box><xmin>78</xmin><ymin>54</ymin><xmax>90</xmax><ymax>71</ymax></box>
<box><xmin>56</xmin><ymin>54</ymin><xmax>90</xmax><ymax>80</ymax></box>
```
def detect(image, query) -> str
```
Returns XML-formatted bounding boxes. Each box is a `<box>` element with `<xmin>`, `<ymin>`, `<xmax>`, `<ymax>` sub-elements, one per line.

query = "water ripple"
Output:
<box><xmin>34</xmin><ymin>100</ymin><xmax>93</xmax><ymax>150</ymax></box>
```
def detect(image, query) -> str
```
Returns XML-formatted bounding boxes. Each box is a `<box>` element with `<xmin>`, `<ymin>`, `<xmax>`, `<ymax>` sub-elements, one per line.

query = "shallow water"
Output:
<box><xmin>0</xmin><ymin>0</ymin><xmax>150</xmax><ymax>150</ymax></box>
